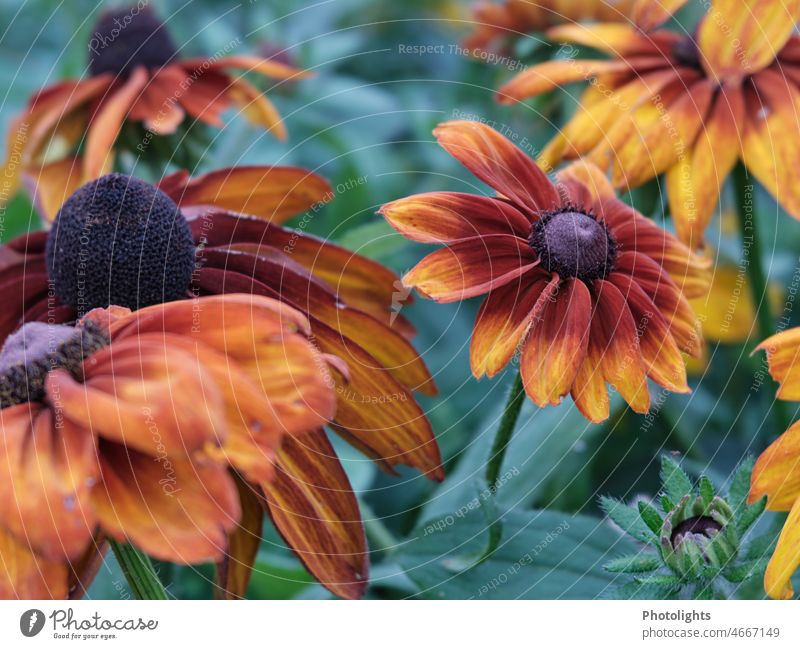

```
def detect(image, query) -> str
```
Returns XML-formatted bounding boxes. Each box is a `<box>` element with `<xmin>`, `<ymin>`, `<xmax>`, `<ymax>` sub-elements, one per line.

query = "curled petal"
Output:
<box><xmin>762</xmin><ymin>495</ymin><xmax>800</xmax><ymax>599</ymax></box>
<box><xmin>757</xmin><ymin>328</ymin><xmax>800</xmax><ymax>401</ymax></box>
<box><xmin>226</xmin><ymin>75</ymin><xmax>287</xmax><ymax>140</ymax></box>
<box><xmin>750</xmin><ymin>420</ymin><xmax>800</xmax><ymax>511</ymax></box>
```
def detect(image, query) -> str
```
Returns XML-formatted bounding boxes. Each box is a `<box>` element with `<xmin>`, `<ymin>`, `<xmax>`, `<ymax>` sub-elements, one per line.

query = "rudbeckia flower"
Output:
<box><xmin>0</xmin><ymin>293</ymin><xmax>336</xmax><ymax>599</ymax></box>
<box><xmin>750</xmin><ymin>329</ymin><xmax>800</xmax><ymax>599</ymax></box>
<box><xmin>2</xmin><ymin>165</ymin><xmax>441</xmax><ymax>598</ymax></box>
<box><xmin>0</xmin><ymin>4</ymin><xmax>307</xmax><ymax>206</ymax></box>
<box><xmin>381</xmin><ymin>120</ymin><xmax>708</xmax><ymax>422</ymax></box>
<box><xmin>497</xmin><ymin>0</ymin><xmax>800</xmax><ymax>247</ymax></box>
<box><xmin>464</xmin><ymin>0</ymin><xmax>640</xmax><ymax>54</ymax></box>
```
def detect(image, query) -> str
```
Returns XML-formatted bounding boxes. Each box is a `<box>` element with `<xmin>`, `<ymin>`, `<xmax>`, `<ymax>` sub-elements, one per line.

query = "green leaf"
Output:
<box><xmin>605</xmin><ymin>554</ymin><xmax>661</xmax><ymax>574</ymax></box>
<box><xmin>724</xmin><ymin>558</ymin><xmax>768</xmax><ymax>584</ymax></box>
<box><xmin>398</xmin><ymin>509</ymin><xmax>635</xmax><ymax>599</ymax></box>
<box><xmin>728</xmin><ymin>457</ymin><xmax>756</xmax><ymax>512</ymax></box>
<box><xmin>618</xmin><ymin>574</ymin><xmax>681</xmax><ymax>599</ymax></box>
<box><xmin>638</xmin><ymin>501</ymin><xmax>664</xmax><ymax>535</ymax></box>
<box><xmin>737</xmin><ymin>496</ymin><xmax>766</xmax><ymax>536</ymax></box>
<box><xmin>661</xmin><ymin>495</ymin><xmax>675</xmax><ymax>513</ymax></box>
<box><xmin>744</xmin><ymin>531</ymin><xmax>777</xmax><ymax>562</ymax></box>
<box><xmin>699</xmin><ymin>476</ymin><xmax>715</xmax><ymax>507</ymax></box>
<box><xmin>660</xmin><ymin>455</ymin><xmax>693</xmax><ymax>502</ymax></box>
<box><xmin>600</xmin><ymin>497</ymin><xmax>658</xmax><ymax>546</ymax></box>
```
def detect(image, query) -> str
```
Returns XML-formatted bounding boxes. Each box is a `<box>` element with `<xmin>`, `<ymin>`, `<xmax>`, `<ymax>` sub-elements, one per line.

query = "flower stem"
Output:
<box><xmin>480</xmin><ymin>371</ymin><xmax>525</xmax><ymax>560</ymax></box>
<box><xmin>109</xmin><ymin>540</ymin><xmax>169</xmax><ymax>600</ymax></box>
<box><xmin>732</xmin><ymin>163</ymin><xmax>792</xmax><ymax>433</ymax></box>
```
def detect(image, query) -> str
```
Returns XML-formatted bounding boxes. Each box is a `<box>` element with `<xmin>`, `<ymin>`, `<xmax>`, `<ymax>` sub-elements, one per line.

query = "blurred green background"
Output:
<box><xmin>2</xmin><ymin>0</ymin><xmax>799</xmax><ymax>599</ymax></box>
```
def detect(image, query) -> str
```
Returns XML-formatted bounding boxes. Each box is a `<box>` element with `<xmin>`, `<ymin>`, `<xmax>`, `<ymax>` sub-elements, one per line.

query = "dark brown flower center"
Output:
<box><xmin>45</xmin><ymin>174</ymin><xmax>196</xmax><ymax>317</ymax></box>
<box><xmin>670</xmin><ymin>515</ymin><xmax>722</xmax><ymax>548</ymax></box>
<box><xmin>0</xmin><ymin>321</ymin><xmax>109</xmax><ymax>408</ymax></box>
<box><xmin>672</xmin><ymin>36</ymin><xmax>703</xmax><ymax>73</ymax></box>
<box><xmin>88</xmin><ymin>6</ymin><xmax>178</xmax><ymax>77</ymax></box>
<box><xmin>529</xmin><ymin>209</ymin><xmax>617</xmax><ymax>281</ymax></box>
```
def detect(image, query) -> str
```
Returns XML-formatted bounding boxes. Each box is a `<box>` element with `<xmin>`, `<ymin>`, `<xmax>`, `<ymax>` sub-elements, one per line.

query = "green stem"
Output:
<box><xmin>732</xmin><ymin>163</ymin><xmax>792</xmax><ymax>433</ymax></box>
<box><xmin>479</xmin><ymin>371</ymin><xmax>526</xmax><ymax>560</ymax></box>
<box><xmin>109</xmin><ymin>540</ymin><xmax>169</xmax><ymax>600</ymax></box>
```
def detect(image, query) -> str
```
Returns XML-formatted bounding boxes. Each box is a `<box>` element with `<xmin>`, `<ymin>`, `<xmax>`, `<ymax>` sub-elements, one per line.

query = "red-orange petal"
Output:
<box><xmin>262</xmin><ymin>429</ymin><xmax>368</xmax><ymax>600</ymax></box>
<box><xmin>0</xmin><ymin>525</ymin><xmax>68</xmax><ymax>599</ymax></box>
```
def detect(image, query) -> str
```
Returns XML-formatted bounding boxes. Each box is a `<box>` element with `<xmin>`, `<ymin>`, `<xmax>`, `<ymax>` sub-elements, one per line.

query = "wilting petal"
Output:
<box><xmin>175</xmin><ymin>70</ymin><xmax>229</xmax><ymax>128</ymax></box>
<box><xmin>632</xmin><ymin>0</ymin><xmax>689</xmax><ymax>31</ymax></box>
<box><xmin>741</xmin><ymin>70</ymin><xmax>800</xmax><ymax>220</ymax></box>
<box><xmin>614</xmin><ymin>251</ymin><xmax>703</xmax><ymax>357</ymax></box>
<box><xmin>433</xmin><ymin>120</ymin><xmax>560</xmax><ymax>213</ymax></box>
<box><xmin>471</xmin><ymin>272</ymin><xmax>555</xmax><ymax>378</ymax></box>
<box><xmin>762</xmin><ymin>495</ymin><xmax>800</xmax><ymax>599</ymax></box>
<box><xmin>261</xmin><ymin>430</ymin><xmax>368</xmax><ymax>600</ymax></box>
<box><xmin>314</xmin><ymin>321</ymin><xmax>443</xmax><ymax>479</ymax></box>
<box><xmin>521</xmin><ymin>278</ymin><xmax>591</xmax><ymax>407</ymax></box>
<box><xmin>750</xmin><ymin>420</ymin><xmax>800</xmax><ymax>511</ymax></box>
<box><xmin>0</xmin><ymin>404</ymin><xmax>98</xmax><ymax>562</ymax></box>
<box><xmin>381</xmin><ymin>192</ymin><xmax>531</xmax><ymax>242</ymax></box>
<box><xmin>22</xmin><ymin>157</ymin><xmax>84</xmax><ymax>223</ymax></box>
<box><xmin>666</xmin><ymin>83</ymin><xmax>744</xmax><ymax>247</ymax></box>
<box><xmin>590</xmin><ymin>280</ymin><xmax>650</xmax><ymax>414</ymax></box>
<box><xmin>226</xmin><ymin>76</ymin><xmax>287</xmax><ymax>140</ymax></box>
<box><xmin>83</xmin><ymin>67</ymin><xmax>149</xmax><ymax>181</ymax></box>
<box><xmin>0</xmin><ymin>525</ymin><xmax>67</xmax><ymax>599</ymax></box>
<box><xmin>404</xmin><ymin>235</ymin><xmax>537</xmax><ymax>303</ymax></box>
<box><xmin>190</xmin><ymin>55</ymin><xmax>312</xmax><ymax>81</ymax></box>
<box><xmin>611</xmin><ymin>80</ymin><xmax>715</xmax><ymax>190</ymax></box>
<box><xmin>757</xmin><ymin>328</ymin><xmax>800</xmax><ymax>401</ymax></box>
<box><xmin>610</xmin><ymin>272</ymin><xmax>689</xmax><ymax>392</ymax></box>
<box><xmin>698</xmin><ymin>0</ymin><xmax>800</xmax><ymax>81</ymax></box>
<box><xmin>215</xmin><ymin>475</ymin><xmax>264</xmax><ymax>599</ymax></box>
<box><xmin>49</xmin><ymin>337</ymin><xmax>228</xmax><ymax>457</ymax></box>
<box><xmin>92</xmin><ymin>442</ymin><xmax>240</xmax><ymax>564</ymax></box>
<box><xmin>162</xmin><ymin>166</ymin><xmax>331</xmax><ymax>223</ymax></box>
<box><xmin>498</xmin><ymin>58</ymin><xmax>631</xmax><ymax>103</ymax></box>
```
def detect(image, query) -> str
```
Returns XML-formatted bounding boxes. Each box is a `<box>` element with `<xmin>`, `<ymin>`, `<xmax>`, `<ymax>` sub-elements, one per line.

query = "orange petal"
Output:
<box><xmin>0</xmin><ymin>525</ymin><xmax>67</xmax><ymax>599</ymax></box>
<box><xmin>313</xmin><ymin>321</ymin><xmax>443</xmax><ymax>480</ymax></box>
<box><xmin>757</xmin><ymin>328</ymin><xmax>800</xmax><ymax>401</ymax></box>
<box><xmin>433</xmin><ymin>120</ymin><xmax>560</xmax><ymax>213</ymax></box>
<box><xmin>165</xmin><ymin>166</ymin><xmax>331</xmax><ymax>223</ymax></box>
<box><xmin>471</xmin><ymin>272</ymin><xmax>555</xmax><ymax>378</ymax></box>
<box><xmin>666</xmin><ymin>83</ymin><xmax>744</xmax><ymax>248</ymax></box>
<box><xmin>83</xmin><ymin>67</ymin><xmax>149</xmax><ymax>181</ymax></box>
<box><xmin>215</xmin><ymin>475</ymin><xmax>264</xmax><ymax>599</ymax></box>
<box><xmin>0</xmin><ymin>404</ymin><xmax>98</xmax><ymax>562</ymax></box>
<box><xmin>403</xmin><ymin>235</ymin><xmax>537</xmax><ymax>303</ymax></box>
<box><xmin>191</xmin><ymin>55</ymin><xmax>313</xmax><ymax>81</ymax></box>
<box><xmin>226</xmin><ymin>75</ymin><xmax>287</xmax><ymax>140</ymax></box>
<box><xmin>610</xmin><ymin>272</ymin><xmax>689</xmax><ymax>393</ymax></box>
<box><xmin>555</xmin><ymin>159</ymin><xmax>616</xmax><ymax>202</ymax></box>
<box><xmin>632</xmin><ymin>0</ymin><xmax>689</xmax><ymax>31</ymax></box>
<box><xmin>262</xmin><ymin>429</ymin><xmax>368</xmax><ymax>600</ymax></box>
<box><xmin>22</xmin><ymin>156</ymin><xmax>84</xmax><ymax>222</ymax></box>
<box><xmin>49</xmin><ymin>337</ymin><xmax>228</xmax><ymax>457</ymax></box>
<box><xmin>698</xmin><ymin>0</ymin><xmax>800</xmax><ymax>81</ymax></box>
<box><xmin>763</xmin><ymin>495</ymin><xmax>800</xmax><ymax>599</ymax></box>
<box><xmin>750</xmin><ymin>420</ymin><xmax>800</xmax><ymax>511</ymax></box>
<box><xmin>741</xmin><ymin>70</ymin><xmax>800</xmax><ymax>221</ymax></box>
<box><xmin>128</xmin><ymin>71</ymin><xmax>186</xmax><ymax>135</ymax></box>
<box><xmin>571</xmin><ymin>336</ymin><xmax>609</xmax><ymax>423</ymax></box>
<box><xmin>546</xmin><ymin>23</ymin><xmax>677</xmax><ymax>56</ymax></box>
<box><xmin>521</xmin><ymin>277</ymin><xmax>591</xmax><ymax>407</ymax></box>
<box><xmin>92</xmin><ymin>442</ymin><xmax>240</xmax><ymax>564</ymax></box>
<box><xmin>591</xmin><ymin>280</ymin><xmax>651</xmax><ymax>414</ymax></box>
<box><xmin>381</xmin><ymin>192</ymin><xmax>531</xmax><ymax>242</ymax></box>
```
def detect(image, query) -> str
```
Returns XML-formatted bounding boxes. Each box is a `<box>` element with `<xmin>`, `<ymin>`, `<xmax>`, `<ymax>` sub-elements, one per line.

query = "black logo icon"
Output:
<box><xmin>20</xmin><ymin>609</ymin><xmax>45</xmax><ymax>637</ymax></box>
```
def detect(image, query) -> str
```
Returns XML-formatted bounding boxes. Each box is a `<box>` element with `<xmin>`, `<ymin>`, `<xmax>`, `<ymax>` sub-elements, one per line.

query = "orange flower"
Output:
<box><xmin>381</xmin><ymin>120</ymin><xmax>708</xmax><ymax>422</ymax></box>
<box><xmin>0</xmin><ymin>293</ymin><xmax>335</xmax><ymax>599</ymax></box>
<box><xmin>0</xmin><ymin>4</ymin><xmax>308</xmax><ymax>205</ymax></box>
<box><xmin>750</xmin><ymin>328</ymin><xmax>800</xmax><ymax>599</ymax></box>
<box><xmin>2</xmin><ymin>165</ymin><xmax>441</xmax><ymax>598</ymax></box>
<box><xmin>497</xmin><ymin>0</ymin><xmax>800</xmax><ymax>247</ymax></box>
<box><xmin>464</xmin><ymin>0</ymin><xmax>641</xmax><ymax>54</ymax></box>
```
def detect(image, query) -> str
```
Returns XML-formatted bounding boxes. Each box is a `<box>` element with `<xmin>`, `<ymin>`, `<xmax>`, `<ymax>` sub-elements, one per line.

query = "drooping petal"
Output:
<box><xmin>381</xmin><ymin>192</ymin><xmax>531</xmax><ymax>243</ymax></box>
<box><xmin>261</xmin><ymin>429</ymin><xmax>368</xmax><ymax>600</ymax></box>
<box><xmin>127</xmin><ymin>69</ymin><xmax>186</xmax><ymax>135</ymax></box>
<box><xmin>83</xmin><ymin>67</ymin><xmax>149</xmax><ymax>181</ymax></box>
<box><xmin>762</xmin><ymin>495</ymin><xmax>800</xmax><ymax>599</ymax></box>
<box><xmin>632</xmin><ymin>0</ymin><xmax>689</xmax><ymax>31</ymax></box>
<box><xmin>433</xmin><ymin>120</ymin><xmax>561</xmax><ymax>213</ymax></box>
<box><xmin>756</xmin><ymin>328</ymin><xmax>800</xmax><ymax>401</ymax></box>
<box><xmin>186</xmin><ymin>55</ymin><xmax>312</xmax><ymax>81</ymax></box>
<box><xmin>22</xmin><ymin>157</ymin><xmax>84</xmax><ymax>223</ymax></box>
<box><xmin>0</xmin><ymin>404</ymin><xmax>98</xmax><ymax>562</ymax></box>
<box><xmin>521</xmin><ymin>278</ymin><xmax>592</xmax><ymax>407</ymax></box>
<box><xmin>589</xmin><ymin>280</ymin><xmax>651</xmax><ymax>414</ymax></box>
<box><xmin>666</xmin><ymin>83</ymin><xmax>744</xmax><ymax>247</ymax></box>
<box><xmin>92</xmin><ymin>441</ymin><xmax>240</xmax><ymax>564</ymax></box>
<box><xmin>0</xmin><ymin>525</ymin><xmax>67</xmax><ymax>599</ymax></box>
<box><xmin>698</xmin><ymin>0</ymin><xmax>800</xmax><ymax>81</ymax></box>
<box><xmin>226</xmin><ymin>75</ymin><xmax>287</xmax><ymax>140</ymax></box>
<box><xmin>162</xmin><ymin>166</ymin><xmax>331</xmax><ymax>223</ymax></box>
<box><xmin>547</xmin><ymin>22</ymin><xmax>679</xmax><ymax>56</ymax></box>
<box><xmin>750</xmin><ymin>420</ymin><xmax>800</xmax><ymax>511</ymax></box>
<box><xmin>470</xmin><ymin>272</ymin><xmax>555</xmax><ymax>378</ymax></box>
<box><xmin>403</xmin><ymin>235</ymin><xmax>537</xmax><ymax>303</ymax></box>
